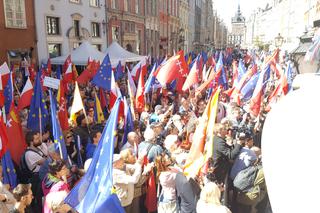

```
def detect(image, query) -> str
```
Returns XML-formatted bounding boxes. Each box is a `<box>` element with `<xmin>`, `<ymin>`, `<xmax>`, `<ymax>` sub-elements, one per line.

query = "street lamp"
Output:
<box><xmin>275</xmin><ymin>33</ymin><xmax>284</xmax><ymax>48</ymax></box>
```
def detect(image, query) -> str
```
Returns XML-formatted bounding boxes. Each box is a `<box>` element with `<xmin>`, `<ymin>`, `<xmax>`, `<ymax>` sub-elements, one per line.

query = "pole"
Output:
<box><xmin>39</xmin><ymin>108</ymin><xmax>43</xmax><ymax>143</ymax></box>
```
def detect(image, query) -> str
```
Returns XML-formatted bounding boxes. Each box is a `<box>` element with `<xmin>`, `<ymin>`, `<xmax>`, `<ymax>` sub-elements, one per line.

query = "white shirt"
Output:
<box><xmin>25</xmin><ymin>143</ymin><xmax>48</xmax><ymax>172</ymax></box>
<box><xmin>113</xmin><ymin>163</ymin><xmax>142</xmax><ymax>207</ymax></box>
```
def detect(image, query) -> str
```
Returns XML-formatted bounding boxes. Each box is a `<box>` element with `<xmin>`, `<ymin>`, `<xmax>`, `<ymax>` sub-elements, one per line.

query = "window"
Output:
<box><xmin>46</xmin><ymin>17</ymin><xmax>60</xmax><ymax>35</ymax></box>
<box><xmin>111</xmin><ymin>0</ymin><xmax>118</xmax><ymax>9</ymax></box>
<box><xmin>135</xmin><ymin>0</ymin><xmax>139</xmax><ymax>14</ymax></box>
<box><xmin>89</xmin><ymin>0</ymin><xmax>99</xmax><ymax>7</ymax></box>
<box><xmin>70</xmin><ymin>0</ymin><xmax>80</xmax><ymax>3</ymax></box>
<box><xmin>4</xmin><ymin>0</ymin><xmax>27</xmax><ymax>28</ymax></box>
<box><xmin>91</xmin><ymin>22</ymin><xmax>100</xmax><ymax>37</ymax></box>
<box><xmin>112</xmin><ymin>26</ymin><xmax>119</xmax><ymax>41</ymax></box>
<box><xmin>130</xmin><ymin>23</ymin><xmax>135</xmax><ymax>33</ymax></box>
<box><xmin>92</xmin><ymin>44</ymin><xmax>101</xmax><ymax>51</ymax></box>
<box><xmin>73</xmin><ymin>20</ymin><xmax>80</xmax><ymax>37</ymax></box>
<box><xmin>48</xmin><ymin>44</ymin><xmax>61</xmax><ymax>58</ymax></box>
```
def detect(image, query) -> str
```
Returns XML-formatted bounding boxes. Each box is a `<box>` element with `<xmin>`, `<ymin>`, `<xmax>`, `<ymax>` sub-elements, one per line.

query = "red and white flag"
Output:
<box><xmin>17</xmin><ymin>77</ymin><xmax>33</xmax><ymax>110</ymax></box>
<box><xmin>0</xmin><ymin>62</ymin><xmax>10</xmax><ymax>87</ymax></box>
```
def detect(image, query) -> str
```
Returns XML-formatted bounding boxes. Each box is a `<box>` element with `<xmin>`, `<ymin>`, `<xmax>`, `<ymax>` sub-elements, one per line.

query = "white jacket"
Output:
<box><xmin>113</xmin><ymin>163</ymin><xmax>142</xmax><ymax>207</ymax></box>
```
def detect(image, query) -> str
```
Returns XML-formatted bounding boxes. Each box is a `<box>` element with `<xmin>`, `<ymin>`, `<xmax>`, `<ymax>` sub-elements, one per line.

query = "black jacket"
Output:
<box><xmin>212</xmin><ymin>135</ymin><xmax>242</xmax><ymax>183</ymax></box>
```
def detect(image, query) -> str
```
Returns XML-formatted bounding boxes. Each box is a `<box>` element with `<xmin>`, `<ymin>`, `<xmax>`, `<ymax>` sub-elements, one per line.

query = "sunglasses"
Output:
<box><xmin>67</xmin><ymin>135</ymin><xmax>73</xmax><ymax>139</ymax></box>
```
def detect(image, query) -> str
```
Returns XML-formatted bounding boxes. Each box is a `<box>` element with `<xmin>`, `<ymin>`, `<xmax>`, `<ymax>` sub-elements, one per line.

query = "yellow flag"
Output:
<box><xmin>69</xmin><ymin>82</ymin><xmax>85</xmax><ymax>124</ymax></box>
<box><xmin>184</xmin><ymin>88</ymin><xmax>220</xmax><ymax>177</ymax></box>
<box><xmin>94</xmin><ymin>92</ymin><xmax>105</xmax><ymax>123</ymax></box>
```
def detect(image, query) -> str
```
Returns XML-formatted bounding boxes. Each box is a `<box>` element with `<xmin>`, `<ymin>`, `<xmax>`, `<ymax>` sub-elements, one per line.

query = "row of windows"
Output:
<box><xmin>3</xmin><ymin>0</ymin><xmax>101</xmax><ymax>29</ymax></box>
<box><xmin>46</xmin><ymin>17</ymin><xmax>101</xmax><ymax>38</ymax></box>
<box><xmin>48</xmin><ymin>43</ymin><xmax>101</xmax><ymax>58</ymax></box>
<box><xmin>70</xmin><ymin>0</ymin><xmax>100</xmax><ymax>7</ymax></box>
<box><xmin>111</xmin><ymin>0</ymin><xmax>141</xmax><ymax>14</ymax></box>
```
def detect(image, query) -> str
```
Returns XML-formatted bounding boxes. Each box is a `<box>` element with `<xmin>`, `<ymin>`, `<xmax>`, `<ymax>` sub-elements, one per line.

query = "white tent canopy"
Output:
<box><xmin>105</xmin><ymin>41</ymin><xmax>146</xmax><ymax>63</ymax></box>
<box><xmin>50</xmin><ymin>41</ymin><xmax>111</xmax><ymax>66</ymax></box>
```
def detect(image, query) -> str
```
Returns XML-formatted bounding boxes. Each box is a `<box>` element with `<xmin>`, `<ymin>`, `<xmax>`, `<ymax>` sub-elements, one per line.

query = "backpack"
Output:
<box><xmin>233</xmin><ymin>164</ymin><xmax>261</xmax><ymax>192</ymax></box>
<box><xmin>18</xmin><ymin>149</ymin><xmax>42</xmax><ymax>184</ymax></box>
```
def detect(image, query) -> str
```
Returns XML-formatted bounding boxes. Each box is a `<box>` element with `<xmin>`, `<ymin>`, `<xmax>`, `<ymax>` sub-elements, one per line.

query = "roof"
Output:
<box><xmin>105</xmin><ymin>41</ymin><xmax>146</xmax><ymax>63</ymax></box>
<box><xmin>50</xmin><ymin>41</ymin><xmax>113</xmax><ymax>66</ymax></box>
<box><xmin>291</xmin><ymin>42</ymin><xmax>312</xmax><ymax>55</ymax></box>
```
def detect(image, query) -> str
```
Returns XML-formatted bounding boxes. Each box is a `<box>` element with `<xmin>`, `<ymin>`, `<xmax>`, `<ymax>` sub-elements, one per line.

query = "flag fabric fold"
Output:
<box><xmin>1</xmin><ymin>151</ymin><xmax>18</xmax><ymax>189</ymax></box>
<box><xmin>49</xmin><ymin>90</ymin><xmax>69</xmax><ymax>161</ymax></box>
<box><xmin>92</xmin><ymin>55</ymin><xmax>113</xmax><ymax>91</ymax></box>
<box><xmin>27</xmin><ymin>72</ymin><xmax>49</xmax><ymax>132</ymax></box>
<box><xmin>18</xmin><ymin>77</ymin><xmax>33</xmax><ymax>110</ymax></box>
<box><xmin>64</xmin><ymin>99</ymin><xmax>125</xmax><ymax>213</ymax></box>
<box><xmin>69</xmin><ymin>82</ymin><xmax>85</xmax><ymax>124</ymax></box>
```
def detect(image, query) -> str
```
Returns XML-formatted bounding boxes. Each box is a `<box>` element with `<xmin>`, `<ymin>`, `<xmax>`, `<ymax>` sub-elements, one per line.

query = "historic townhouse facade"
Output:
<box><xmin>34</xmin><ymin>0</ymin><xmax>107</xmax><ymax>64</ymax></box>
<box><xmin>145</xmin><ymin>0</ymin><xmax>160</xmax><ymax>58</ymax></box>
<box><xmin>106</xmin><ymin>0</ymin><xmax>145</xmax><ymax>55</ymax></box>
<box><xmin>0</xmin><ymin>0</ymin><xmax>37</xmax><ymax>65</ymax></box>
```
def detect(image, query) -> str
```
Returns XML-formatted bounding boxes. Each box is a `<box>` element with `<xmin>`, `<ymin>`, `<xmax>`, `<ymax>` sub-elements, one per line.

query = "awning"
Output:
<box><xmin>291</xmin><ymin>42</ymin><xmax>312</xmax><ymax>55</ymax></box>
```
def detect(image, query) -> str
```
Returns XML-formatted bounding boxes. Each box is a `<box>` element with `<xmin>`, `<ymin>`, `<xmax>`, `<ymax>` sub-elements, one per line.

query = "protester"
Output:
<box><xmin>197</xmin><ymin>182</ymin><xmax>231</xmax><ymax>213</ymax></box>
<box><xmin>0</xmin><ymin>165</ymin><xmax>15</xmax><ymax>213</ymax></box>
<box><xmin>10</xmin><ymin>184</ymin><xmax>33</xmax><ymax>213</ymax></box>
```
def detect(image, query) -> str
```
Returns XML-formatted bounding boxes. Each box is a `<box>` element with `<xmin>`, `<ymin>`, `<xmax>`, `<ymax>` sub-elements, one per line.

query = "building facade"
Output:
<box><xmin>34</xmin><ymin>0</ymin><xmax>107</xmax><ymax>64</ymax></box>
<box><xmin>0</xmin><ymin>0</ymin><xmax>37</xmax><ymax>65</ymax></box>
<box><xmin>106</xmin><ymin>0</ymin><xmax>145</xmax><ymax>55</ymax></box>
<box><xmin>178</xmin><ymin>0</ymin><xmax>189</xmax><ymax>52</ymax></box>
<box><xmin>145</xmin><ymin>0</ymin><xmax>159</xmax><ymax>58</ymax></box>
<box><xmin>167</xmin><ymin>0</ymin><xmax>180</xmax><ymax>55</ymax></box>
<box><xmin>245</xmin><ymin>0</ymin><xmax>305</xmax><ymax>51</ymax></box>
<box><xmin>228</xmin><ymin>5</ymin><xmax>246</xmax><ymax>48</ymax></box>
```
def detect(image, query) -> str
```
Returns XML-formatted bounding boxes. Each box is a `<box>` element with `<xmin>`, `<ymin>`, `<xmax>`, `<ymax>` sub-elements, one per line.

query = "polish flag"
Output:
<box><xmin>0</xmin><ymin>62</ymin><xmax>10</xmax><ymax>87</ymax></box>
<box><xmin>131</xmin><ymin>58</ymin><xmax>147</xmax><ymax>81</ymax></box>
<box><xmin>17</xmin><ymin>77</ymin><xmax>33</xmax><ymax>110</ymax></box>
<box><xmin>183</xmin><ymin>56</ymin><xmax>200</xmax><ymax>91</ymax></box>
<box><xmin>135</xmin><ymin>65</ymin><xmax>145</xmax><ymax>113</ymax></box>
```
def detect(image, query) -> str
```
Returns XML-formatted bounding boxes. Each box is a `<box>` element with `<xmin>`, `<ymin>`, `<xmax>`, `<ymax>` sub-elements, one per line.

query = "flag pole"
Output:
<box><xmin>39</xmin><ymin>108</ymin><xmax>43</xmax><ymax>143</ymax></box>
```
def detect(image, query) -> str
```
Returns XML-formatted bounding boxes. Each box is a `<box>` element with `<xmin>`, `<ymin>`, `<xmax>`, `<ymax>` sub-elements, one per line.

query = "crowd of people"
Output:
<box><xmin>0</xmin><ymin>48</ymin><xmax>285</xmax><ymax>213</ymax></box>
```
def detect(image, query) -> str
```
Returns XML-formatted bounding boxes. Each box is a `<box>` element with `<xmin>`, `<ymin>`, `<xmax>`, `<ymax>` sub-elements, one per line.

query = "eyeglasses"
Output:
<box><xmin>67</xmin><ymin>135</ymin><xmax>73</xmax><ymax>139</ymax></box>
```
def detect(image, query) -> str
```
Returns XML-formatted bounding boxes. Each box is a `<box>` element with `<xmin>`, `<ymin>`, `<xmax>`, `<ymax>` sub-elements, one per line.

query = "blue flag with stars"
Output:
<box><xmin>64</xmin><ymin>98</ymin><xmax>125</xmax><ymax>213</ymax></box>
<box><xmin>144</xmin><ymin>63</ymin><xmax>161</xmax><ymax>94</ymax></box>
<box><xmin>240</xmin><ymin>72</ymin><xmax>260</xmax><ymax>102</ymax></box>
<box><xmin>120</xmin><ymin>99</ymin><xmax>134</xmax><ymax>148</ymax></box>
<box><xmin>114</xmin><ymin>61</ymin><xmax>124</xmax><ymax>81</ymax></box>
<box><xmin>92</xmin><ymin>54</ymin><xmax>113</xmax><ymax>91</ymax></box>
<box><xmin>1</xmin><ymin>151</ymin><xmax>17</xmax><ymax>189</ymax></box>
<box><xmin>56</xmin><ymin>65</ymin><xmax>62</xmax><ymax>79</ymax></box>
<box><xmin>27</xmin><ymin>71</ymin><xmax>49</xmax><ymax>132</ymax></box>
<box><xmin>49</xmin><ymin>90</ymin><xmax>68</xmax><ymax>161</ymax></box>
<box><xmin>3</xmin><ymin>72</ymin><xmax>13</xmax><ymax>114</ymax></box>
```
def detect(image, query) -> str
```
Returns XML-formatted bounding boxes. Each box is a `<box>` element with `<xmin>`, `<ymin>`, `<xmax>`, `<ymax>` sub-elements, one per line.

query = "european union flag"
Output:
<box><xmin>201</xmin><ymin>51</ymin><xmax>208</xmax><ymax>65</ymax></box>
<box><xmin>144</xmin><ymin>63</ymin><xmax>161</xmax><ymax>94</ymax></box>
<box><xmin>1</xmin><ymin>151</ymin><xmax>17</xmax><ymax>189</ymax></box>
<box><xmin>92</xmin><ymin>54</ymin><xmax>113</xmax><ymax>91</ymax></box>
<box><xmin>64</xmin><ymin>99</ymin><xmax>125</xmax><ymax>213</ymax></box>
<box><xmin>27</xmin><ymin>71</ymin><xmax>49</xmax><ymax>132</ymax></box>
<box><xmin>120</xmin><ymin>99</ymin><xmax>134</xmax><ymax>148</ymax></box>
<box><xmin>240</xmin><ymin>72</ymin><xmax>260</xmax><ymax>102</ymax></box>
<box><xmin>3</xmin><ymin>73</ymin><xmax>13</xmax><ymax>114</ymax></box>
<box><xmin>114</xmin><ymin>61</ymin><xmax>124</xmax><ymax>81</ymax></box>
<box><xmin>238</xmin><ymin>59</ymin><xmax>247</xmax><ymax>82</ymax></box>
<box><xmin>49</xmin><ymin>90</ymin><xmax>68</xmax><ymax>162</ymax></box>
<box><xmin>56</xmin><ymin>65</ymin><xmax>62</xmax><ymax>79</ymax></box>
